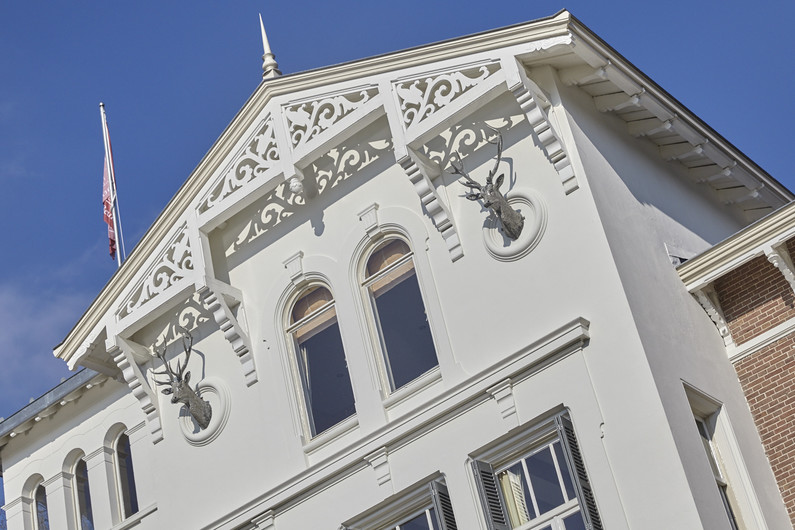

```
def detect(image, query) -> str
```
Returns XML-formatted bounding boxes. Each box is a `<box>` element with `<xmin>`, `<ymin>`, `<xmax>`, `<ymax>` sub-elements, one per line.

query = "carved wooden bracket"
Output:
<box><xmin>766</xmin><ymin>245</ymin><xmax>795</xmax><ymax>295</ymax></box>
<box><xmin>198</xmin><ymin>280</ymin><xmax>257</xmax><ymax>386</ymax></box>
<box><xmin>502</xmin><ymin>57</ymin><xmax>578</xmax><ymax>194</ymax></box>
<box><xmin>108</xmin><ymin>337</ymin><xmax>163</xmax><ymax>444</ymax></box>
<box><xmin>693</xmin><ymin>285</ymin><xmax>734</xmax><ymax>347</ymax></box>
<box><xmin>398</xmin><ymin>150</ymin><xmax>463</xmax><ymax>261</ymax></box>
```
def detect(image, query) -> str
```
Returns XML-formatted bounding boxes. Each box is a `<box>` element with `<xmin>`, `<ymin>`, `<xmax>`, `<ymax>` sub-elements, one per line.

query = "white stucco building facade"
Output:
<box><xmin>1</xmin><ymin>10</ymin><xmax>792</xmax><ymax>530</ymax></box>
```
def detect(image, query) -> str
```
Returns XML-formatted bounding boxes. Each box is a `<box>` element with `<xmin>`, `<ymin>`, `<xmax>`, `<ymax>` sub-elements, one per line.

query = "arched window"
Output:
<box><xmin>114</xmin><ymin>433</ymin><xmax>138</xmax><ymax>519</ymax></box>
<box><xmin>73</xmin><ymin>458</ymin><xmax>94</xmax><ymax>529</ymax></box>
<box><xmin>363</xmin><ymin>238</ymin><xmax>438</xmax><ymax>392</ymax></box>
<box><xmin>34</xmin><ymin>484</ymin><xmax>49</xmax><ymax>530</ymax></box>
<box><xmin>287</xmin><ymin>285</ymin><xmax>356</xmax><ymax>436</ymax></box>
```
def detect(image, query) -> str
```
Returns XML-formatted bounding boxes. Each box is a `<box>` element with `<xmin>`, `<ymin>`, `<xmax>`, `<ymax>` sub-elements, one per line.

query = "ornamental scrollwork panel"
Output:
<box><xmin>198</xmin><ymin>115</ymin><xmax>280</xmax><ymax>214</ymax></box>
<box><xmin>424</xmin><ymin>116</ymin><xmax>522</xmax><ymax>170</ymax></box>
<box><xmin>284</xmin><ymin>88</ymin><xmax>378</xmax><ymax>151</ymax></box>
<box><xmin>394</xmin><ymin>63</ymin><xmax>499</xmax><ymax>133</ymax></box>
<box><xmin>134</xmin><ymin>293</ymin><xmax>213</xmax><ymax>352</ymax></box>
<box><xmin>225</xmin><ymin>180</ymin><xmax>304</xmax><ymax>257</ymax></box>
<box><xmin>313</xmin><ymin>137</ymin><xmax>393</xmax><ymax>196</ymax></box>
<box><xmin>119</xmin><ymin>224</ymin><xmax>194</xmax><ymax>319</ymax></box>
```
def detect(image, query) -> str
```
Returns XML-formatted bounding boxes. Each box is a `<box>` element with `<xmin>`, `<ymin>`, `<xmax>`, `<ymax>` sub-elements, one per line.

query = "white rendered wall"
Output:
<box><xmin>2</xmin><ymin>77</ymin><xmax>786</xmax><ymax>530</ymax></box>
<box><xmin>555</xmin><ymin>72</ymin><xmax>791</xmax><ymax>529</ymax></box>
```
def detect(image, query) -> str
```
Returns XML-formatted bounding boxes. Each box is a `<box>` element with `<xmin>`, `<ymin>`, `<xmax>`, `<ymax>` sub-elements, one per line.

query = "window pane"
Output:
<box><xmin>292</xmin><ymin>286</ymin><xmax>333</xmax><ymax>324</ymax></box>
<box><xmin>525</xmin><ymin>446</ymin><xmax>565</xmax><ymax>515</ymax></box>
<box><xmin>396</xmin><ymin>509</ymin><xmax>434</xmax><ymax>530</ymax></box>
<box><xmin>35</xmin><ymin>485</ymin><xmax>49</xmax><ymax>530</ymax></box>
<box><xmin>117</xmin><ymin>434</ymin><xmax>139</xmax><ymax>518</ymax></box>
<box><xmin>75</xmin><ymin>459</ymin><xmax>94</xmax><ymax>529</ymax></box>
<box><xmin>373</xmin><ymin>270</ymin><xmax>437</xmax><ymax>389</ymax></box>
<box><xmin>498</xmin><ymin>461</ymin><xmax>535</xmax><ymax>525</ymax></box>
<box><xmin>563</xmin><ymin>512</ymin><xmax>587</xmax><ymax>530</ymax></box>
<box><xmin>367</xmin><ymin>239</ymin><xmax>410</xmax><ymax>278</ymax></box>
<box><xmin>298</xmin><ymin>318</ymin><xmax>356</xmax><ymax>435</ymax></box>
<box><xmin>553</xmin><ymin>440</ymin><xmax>576</xmax><ymax>501</ymax></box>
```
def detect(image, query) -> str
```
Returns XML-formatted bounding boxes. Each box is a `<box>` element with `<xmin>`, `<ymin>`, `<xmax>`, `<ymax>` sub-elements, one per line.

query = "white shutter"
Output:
<box><xmin>471</xmin><ymin>460</ymin><xmax>510</xmax><ymax>530</ymax></box>
<box><xmin>429</xmin><ymin>481</ymin><xmax>458</xmax><ymax>530</ymax></box>
<box><xmin>555</xmin><ymin>415</ymin><xmax>603</xmax><ymax>530</ymax></box>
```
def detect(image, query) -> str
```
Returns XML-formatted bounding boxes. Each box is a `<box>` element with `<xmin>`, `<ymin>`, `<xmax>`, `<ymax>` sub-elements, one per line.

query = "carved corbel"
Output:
<box><xmin>250</xmin><ymin>510</ymin><xmax>276</xmax><ymax>530</ymax></box>
<box><xmin>397</xmin><ymin>149</ymin><xmax>463</xmax><ymax>261</ymax></box>
<box><xmin>487</xmin><ymin>378</ymin><xmax>518</xmax><ymax>427</ymax></box>
<box><xmin>197</xmin><ymin>280</ymin><xmax>257</xmax><ymax>386</ymax></box>
<box><xmin>765</xmin><ymin>245</ymin><xmax>795</xmax><ymax>295</ymax></box>
<box><xmin>502</xmin><ymin>57</ymin><xmax>577</xmax><ymax>194</ymax></box>
<box><xmin>693</xmin><ymin>285</ymin><xmax>734</xmax><ymax>347</ymax></box>
<box><xmin>108</xmin><ymin>336</ymin><xmax>163</xmax><ymax>444</ymax></box>
<box><xmin>364</xmin><ymin>447</ymin><xmax>392</xmax><ymax>490</ymax></box>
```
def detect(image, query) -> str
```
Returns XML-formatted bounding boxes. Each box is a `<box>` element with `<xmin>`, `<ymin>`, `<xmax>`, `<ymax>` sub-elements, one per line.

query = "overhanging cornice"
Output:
<box><xmin>678</xmin><ymin>202</ymin><xmax>795</xmax><ymax>290</ymax></box>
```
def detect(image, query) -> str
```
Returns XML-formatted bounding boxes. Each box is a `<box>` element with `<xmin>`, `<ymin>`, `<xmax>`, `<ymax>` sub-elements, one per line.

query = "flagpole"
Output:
<box><xmin>99</xmin><ymin>102</ymin><xmax>126</xmax><ymax>267</ymax></box>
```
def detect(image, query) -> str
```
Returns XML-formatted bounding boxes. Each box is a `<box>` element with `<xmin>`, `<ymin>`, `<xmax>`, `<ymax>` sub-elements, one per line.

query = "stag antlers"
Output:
<box><xmin>450</xmin><ymin>127</ymin><xmax>525</xmax><ymax>240</ymax></box>
<box><xmin>153</xmin><ymin>328</ymin><xmax>212</xmax><ymax>430</ymax></box>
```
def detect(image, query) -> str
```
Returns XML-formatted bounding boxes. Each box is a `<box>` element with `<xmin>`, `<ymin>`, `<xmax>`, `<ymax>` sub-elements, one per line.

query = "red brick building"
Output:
<box><xmin>679</xmin><ymin>203</ymin><xmax>795</xmax><ymax>525</ymax></box>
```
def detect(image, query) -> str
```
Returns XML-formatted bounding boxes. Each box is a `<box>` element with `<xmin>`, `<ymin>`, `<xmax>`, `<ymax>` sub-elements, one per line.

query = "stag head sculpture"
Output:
<box><xmin>153</xmin><ymin>328</ymin><xmax>212</xmax><ymax>430</ymax></box>
<box><xmin>450</xmin><ymin>128</ymin><xmax>525</xmax><ymax>240</ymax></box>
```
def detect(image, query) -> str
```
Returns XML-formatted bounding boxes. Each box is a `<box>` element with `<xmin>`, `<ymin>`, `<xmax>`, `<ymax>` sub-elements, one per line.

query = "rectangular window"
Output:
<box><xmin>472</xmin><ymin>414</ymin><xmax>601</xmax><ymax>530</ymax></box>
<box><xmin>342</xmin><ymin>479</ymin><xmax>457</xmax><ymax>530</ymax></box>
<box><xmin>683</xmin><ymin>382</ymin><xmax>765</xmax><ymax>529</ymax></box>
<box><xmin>695</xmin><ymin>417</ymin><xmax>740</xmax><ymax>529</ymax></box>
<box><xmin>364</xmin><ymin>238</ymin><xmax>439</xmax><ymax>393</ymax></box>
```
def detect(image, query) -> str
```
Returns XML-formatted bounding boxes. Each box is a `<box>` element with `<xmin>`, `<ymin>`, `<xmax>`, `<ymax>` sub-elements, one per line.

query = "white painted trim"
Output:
<box><xmin>206</xmin><ymin>317</ymin><xmax>589</xmax><ymax>529</ymax></box>
<box><xmin>109</xmin><ymin>503</ymin><xmax>158</xmax><ymax>530</ymax></box>
<box><xmin>728</xmin><ymin>317</ymin><xmax>795</xmax><ymax>363</ymax></box>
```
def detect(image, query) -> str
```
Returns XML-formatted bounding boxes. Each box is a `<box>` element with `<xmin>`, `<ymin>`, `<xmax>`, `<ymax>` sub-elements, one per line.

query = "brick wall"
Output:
<box><xmin>714</xmin><ymin>254</ymin><xmax>795</xmax><ymax>345</ymax></box>
<box><xmin>734</xmin><ymin>334</ymin><xmax>795</xmax><ymax>525</ymax></box>
<box><xmin>710</xmin><ymin>237</ymin><xmax>795</xmax><ymax>525</ymax></box>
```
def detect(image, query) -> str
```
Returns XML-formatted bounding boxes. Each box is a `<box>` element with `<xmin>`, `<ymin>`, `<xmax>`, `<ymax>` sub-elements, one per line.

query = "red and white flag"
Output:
<box><xmin>100</xmin><ymin>103</ymin><xmax>123</xmax><ymax>266</ymax></box>
<box><xmin>102</xmin><ymin>152</ymin><xmax>116</xmax><ymax>260</ymax></box>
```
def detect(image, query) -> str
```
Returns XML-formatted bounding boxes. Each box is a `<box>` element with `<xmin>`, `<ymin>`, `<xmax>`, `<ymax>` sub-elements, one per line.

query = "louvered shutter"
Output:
<box><xmin>555</xmin><ymin>415</ymin><xmax>603</xmax><ymax>530</ymax></box>
<box><xmin>471</xmin><ymin>460</ymin><xmax>510</xmax><ymax>530</ymax></box>
<box><xmin>429</xmin><ymin>481</ymin><xmax>458</xmax><ymax>530</ymax></box>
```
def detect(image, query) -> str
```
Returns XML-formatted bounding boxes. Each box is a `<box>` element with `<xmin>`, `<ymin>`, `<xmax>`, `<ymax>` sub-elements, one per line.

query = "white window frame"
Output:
<box><xmin>341</xmin><ymin>477</ymin><xmax>457</xmax><ymax>530</ymax></box>
<box><xmin>71</xmin><ymin>456</ymin><xmax>93</xmax><ymax>530</ymax></box>
<box><xmin>284</xmin><ymin>283</ymin><xmax>358</xmax><ymax>441</ymax></box>
<box><xmin>112</xmin><ymin>431</ymin><xmax>139</xmax><ymax>521</ymax></box>
<box><xmin>684</xmin><ymin>382</ymin><xmax>768</xmax><ymax>530</ymax></box>
<box><xmin>359</xmin><ymin>235</ymin><xmax>441</xmax><ymax>398</ymax></box>
<box><xmin>471</xmin><ymin>412</ymin><xmax>602</xmax><ymax>530</ymax></box>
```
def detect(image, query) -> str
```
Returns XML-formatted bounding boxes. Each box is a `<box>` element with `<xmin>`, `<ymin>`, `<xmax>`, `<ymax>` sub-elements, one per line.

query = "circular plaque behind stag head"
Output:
<box><xmin>179</xmin><ymin>377</ymin><xmax>230</xmax><ymax>446</ymax></box>
<box><xmin>482</xmin><ymin>190</ymin><xmax>547</xmax><ymax>261</ymax></box>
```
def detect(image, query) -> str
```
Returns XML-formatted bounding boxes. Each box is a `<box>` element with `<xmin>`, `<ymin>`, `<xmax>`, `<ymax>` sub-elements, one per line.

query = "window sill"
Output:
<box><xmin>383</xmin><ymin>366</ymin><xmax>442</xmax><ymax>409</ymax></box>
<box><xmin>304</xmin><ymin>415</ymin><xmax>359</xmax><ymax>455</ymax></box>
<box><xmin>110</xmin><ymin>503</ymin><xmax>157</xmax><ymax>530</ymax></box>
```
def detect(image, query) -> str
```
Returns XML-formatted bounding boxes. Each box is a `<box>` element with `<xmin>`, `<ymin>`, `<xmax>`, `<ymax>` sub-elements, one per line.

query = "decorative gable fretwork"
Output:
<box><xmin>118</xmin><ymin>223</ymin><xmax>194</xmax><ymax>322</ymax></box>
<box><xmin>395</xmin><ymin>63</ymin><xmax>499</xmax><ymax>133</ymax></box>
<box><xmin>285</xmin><ymin>87</ymin><xmax>378</xmax><ymax>152</ymax></box>
<box><xmin>199</xmin><ymin>115</ymin><xmax>279</xmax><ymax>215</ymax></box>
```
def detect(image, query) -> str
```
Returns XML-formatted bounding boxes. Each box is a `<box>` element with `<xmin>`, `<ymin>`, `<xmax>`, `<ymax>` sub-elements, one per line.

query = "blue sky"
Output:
<box><xmin>0</xmin><ymin>1</ymin><xmax>792</xmax><ymax>423</ymax></box>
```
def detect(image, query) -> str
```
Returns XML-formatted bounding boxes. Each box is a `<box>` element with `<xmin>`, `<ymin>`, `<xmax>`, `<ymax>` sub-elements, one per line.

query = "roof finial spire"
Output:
<box><xmin>259</xmin><ymin>13</ymin><xmax>281</xmax><ymax>79</ymax></box>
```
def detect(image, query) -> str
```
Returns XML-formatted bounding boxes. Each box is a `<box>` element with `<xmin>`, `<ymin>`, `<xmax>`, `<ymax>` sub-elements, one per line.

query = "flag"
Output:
<box><xmin>102</xmin><ymin>153</ymin><xmax>116</xmax><ymax>260</ymax></box>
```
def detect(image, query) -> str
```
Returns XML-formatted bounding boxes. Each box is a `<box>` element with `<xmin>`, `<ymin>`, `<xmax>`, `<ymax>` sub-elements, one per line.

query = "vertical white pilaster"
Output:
<box><xmin>42</xmin><ymin>472</ymin><xmax>76</xmax><ymax>530</ymax></box>
<box><xmin>84</xmin><ymin>447</ymin><xmax>121</xmax><ymax>529</ymax></box>
<box><xmin>3</xmin><ymin>497</ymin><xmax>31</xmax><ymax>530</ymax></box>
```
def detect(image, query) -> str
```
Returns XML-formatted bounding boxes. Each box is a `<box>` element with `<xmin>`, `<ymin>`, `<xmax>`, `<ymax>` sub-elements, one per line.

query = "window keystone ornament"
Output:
<box><xmin>153</xmin><ymin>328</ymin><xmax>212</xmax><ymax>430</ymax></box>
<box><xmin>451</xmin><ymin>128</ymin><xmax>524</xmax><ymax>240</ymax></box>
